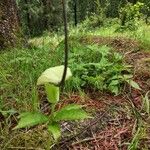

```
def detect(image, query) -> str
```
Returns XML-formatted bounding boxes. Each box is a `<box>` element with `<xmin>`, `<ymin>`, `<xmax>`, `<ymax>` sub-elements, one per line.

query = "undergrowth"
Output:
<box><xmin>1</xmin><ymin>22</ymin><xmax>149</xmax><ymax>111</ymax></box>
<box><xmin>0</xmin><ymin>21</ymin><xmax>150</xmax><ymax>149</ymax></box>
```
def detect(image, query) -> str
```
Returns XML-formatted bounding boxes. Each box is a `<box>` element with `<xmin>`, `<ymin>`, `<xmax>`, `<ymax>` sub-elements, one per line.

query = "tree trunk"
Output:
<box><xmin>0</xmin><ymin>0</ymin><xmax>23</xmax><ymax>49</ymax></box>
<box><xmin>128</xmin><ymin>0</ymin><xmax>137</xmax><ymax>4</ymax></box>
<box><xmin>74</xmin><ymin>0</ymin><xmax>77</xmax><ymax>26</ymax></box>
<box><xmin>121</xmin><ymin>12</ymin><xmax>127</xmax><ymax>26</ymax></box>
<box><xmin>42</xmin><ymin>0</ymin><xmax>51</xmax><ymax>30</ymax></box>
<box><xmin>24</xmin><ymin>0</ymin><xmax>32</xmax><ymax>36</ymax></box>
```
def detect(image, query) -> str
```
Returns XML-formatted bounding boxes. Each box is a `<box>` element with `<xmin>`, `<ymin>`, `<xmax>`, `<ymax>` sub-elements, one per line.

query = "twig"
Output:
<box><xmin>72</xmin><ymin>137</ymin><xmax>102</xmax><ymax>146</ymax></box>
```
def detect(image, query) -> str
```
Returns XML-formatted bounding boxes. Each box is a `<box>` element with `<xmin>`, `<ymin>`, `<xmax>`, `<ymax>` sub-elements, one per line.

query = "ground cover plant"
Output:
<box><xmin>1</xmin><ymin>0</ymin><xmax>150</xmax><ymax>149</ymax></box>
<box><xmin>14</xmin><ymin>65</ymin><xmax>90</xmax><ymax>141</ymax></box>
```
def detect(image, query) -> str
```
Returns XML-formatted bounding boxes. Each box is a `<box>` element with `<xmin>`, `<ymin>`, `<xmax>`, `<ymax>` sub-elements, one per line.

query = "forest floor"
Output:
<box><xmin>51</xmin><ymin>36</ymin><xmax>150</xmax><ymax>150</ymax></box>
<box><xmin>0</xmin><ymin>26</ymin><xmax>150</xmax><ymax>150</ymax></box>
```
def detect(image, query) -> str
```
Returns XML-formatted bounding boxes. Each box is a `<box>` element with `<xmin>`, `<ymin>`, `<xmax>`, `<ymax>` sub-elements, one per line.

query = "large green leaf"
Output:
<box><xmin>14</xmin><ymin>112</ymin><xmax>49</xmax><ymax>129</ymax></box>
<box><xmin>48</xmin><ymin>122</ymin><xmax>61</xmax><ymax>141</ymax></box>
<box><xmin>108</xmin><ymin>85</ymin><xmax>119</xmax><ymax>95</ymax></box>
<box><xmin>53</xmin><ymin>104</ymin><xmax>91</xmax><ymax>121</ymax></box>
<box><xmin>45</xmin><ymin>83</ymin><xmax>59</xmax><ymax>104</ymax></box>
<box><xmin>37</xmin><ymin>65</ymin><xmax>72</xmax><ymax>85</ymax></box>
<box><xmin>123</xmin><ymin>74</ymin><xmax>133</xmax><ymax>80</ymax></box>
<box><xmin>142</xmin><ymin>91</ymin><xmax>150</xmax><ymax>114</ymax></box>
<box><xmin>127</xmin><ymin>80</ymin><xmax>141</xmax><ymax>90</ymax></box>
<box><xmin>58</xmin><ymin>104</ymin><xmax>83</xmax><ymax>110</ymax></box>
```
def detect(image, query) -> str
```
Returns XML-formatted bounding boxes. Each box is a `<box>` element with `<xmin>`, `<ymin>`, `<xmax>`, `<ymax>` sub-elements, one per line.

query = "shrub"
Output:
<box><xmin>118</xmin><ymin>2</ymin><xmax>144</xmax><ymax>31</ymax></box>
<box><xmin>56</xmin><ymin>44</ymin><xmax>141</xmax><ymax>95</ymax></box>
<box><xmin>14</xmin><ymin>66</ymin><xmax>90</xmax><ymax>141</ymax></box>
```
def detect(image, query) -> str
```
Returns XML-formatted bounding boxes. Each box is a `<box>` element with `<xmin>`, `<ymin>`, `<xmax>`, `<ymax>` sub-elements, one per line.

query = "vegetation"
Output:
<box><xmin>0</xmin><ymin>0</ymin><xmax>150</xmax><ymax>149</ymax></box>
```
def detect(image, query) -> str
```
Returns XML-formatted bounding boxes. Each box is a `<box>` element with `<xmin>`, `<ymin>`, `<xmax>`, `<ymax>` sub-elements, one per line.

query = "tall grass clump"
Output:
<box><xmin>0</xmin><ymin>46</ymin><xmax>55</xmax><ymax>111</ymax></box>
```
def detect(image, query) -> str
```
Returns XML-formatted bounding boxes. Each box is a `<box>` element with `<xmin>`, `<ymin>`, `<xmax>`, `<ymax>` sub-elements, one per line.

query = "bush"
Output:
<box><xmin>54</xmin><ymin>41</ymin><xmax>140</xmax><ymax>95</ymax></box>
<box><xmin>118</xmin><ymin>2</ymin><xmax>144</xmax><ymax>31</ymax></box>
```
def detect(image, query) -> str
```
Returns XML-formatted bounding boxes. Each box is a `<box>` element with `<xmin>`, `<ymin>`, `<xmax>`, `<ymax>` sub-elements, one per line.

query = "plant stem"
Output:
<box><xmin>51</xmin><ymin>104</ymin><xmax>56</xmax><ymax>114</ymax></box>
<box><xmin>60</xmin><ymin>0</ymin><xmax>69</xmax><ymax>90</ymax></box>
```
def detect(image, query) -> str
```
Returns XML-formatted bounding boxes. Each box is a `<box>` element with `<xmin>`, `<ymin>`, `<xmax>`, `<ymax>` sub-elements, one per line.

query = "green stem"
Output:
<box><xmin>51</xmin><ymin>104</ymin><xmax>56</xmax><ymax>114</ymax></box>
<box><xmin>48</xmin><ymin>104</ymin><xmax>56</xmax><ymax>124</ymax></box>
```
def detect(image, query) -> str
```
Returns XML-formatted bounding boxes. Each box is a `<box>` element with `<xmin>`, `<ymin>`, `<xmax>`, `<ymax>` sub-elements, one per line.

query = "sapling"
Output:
<box><xmin>14</xmin><ymin>65</ymin><xmax>91</xmax><ymax>141</ymax></box>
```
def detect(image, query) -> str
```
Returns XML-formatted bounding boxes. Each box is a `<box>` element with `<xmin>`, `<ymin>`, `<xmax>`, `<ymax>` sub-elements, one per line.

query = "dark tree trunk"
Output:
<box><xmin>24</xmin><ymin>0</ymin><xmax>31</xmax><ymax>35</ymax></box>
<box><xmin>42</xmin><ymin>0</ymin><xmax>51</xmax><ymax>30</ymax></box>
<box><xmin>74</xmin><ymin>0</ymin><xmax>77</xmax><ymax>26</ymax></box>
<box><xmin>128</xmin><ymin>0</ymin><xmax>137</xmax><ymax>4</ymax></box>
<box><xmin>121</xmin><ymin>12</ymin><xmax>127</xmax><ymax>26</ymax></box>
<box><xmin>0</xmin><ymin>0</ymin><xmax>23</xmax><ymax>49</ymax></box>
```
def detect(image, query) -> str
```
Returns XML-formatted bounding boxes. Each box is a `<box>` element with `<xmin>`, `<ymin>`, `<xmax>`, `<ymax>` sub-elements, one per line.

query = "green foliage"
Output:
<box><xmin>60</xmin><ymin>44</ymin><xmax>140</xmax><ymax>95</ymax></box>
<box><xmin>118</xmin><ymin>2</ymin><xmax>144</xmax><ymax>31</ymax></box>
<box><xmin>82</xmin><ymin>0</ymin><xmax>109</xmax><ymax>29</ymax></box>
<box><xmin>15</xmin><ymin>0</ymin><xmax>150</xmax><ymax>37</ymax></box>
<box><xmin>48</xmin><ymin>122</ymin><xmax>61</xmax><ymax>141</ymax></box>
<box><xmin>142</xmin><ymin>91</ymin><xmax>150</xmax><ymax>114</ymax></box>
<box><xmin>14</xmin><ymin>112</ymin><xmax>49</xmax><ymax>129</ymax></box>
<box><xmin>14</xmin><ymin>66</ymin><xmax>90</xmax><ymax>141</ymax></box>
<box><xmin>53</xmin><ymin>104</ymin><xmax>91</xmax><ymax>121</ymax></box>
<box><xmin>128</xmin><ymin>123</ymin><xmax>147</xmax><ymax>150</ymax></box>
<box><xmin>45</xmin><ymin>83</ymin><xmax>60</xmax><ymax>104</ymax></box>
<box><xmin>82</xmin><ymin>14</ymin><xmax>104</xmax><ymax>29</ymax></box>
<box><xmin>1</xmin><ymin>13</ymin><xmax>150</xmax><ymax>148</ymax></box>
<box><xmin>126</xmin><ymin>79</ymin><xmax>141</xmax><ymax>90</ymax></box>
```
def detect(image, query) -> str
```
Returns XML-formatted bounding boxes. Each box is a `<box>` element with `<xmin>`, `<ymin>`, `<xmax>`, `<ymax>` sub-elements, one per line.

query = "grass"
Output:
<box><xmin>0</xmin><ymin>47</ymin><xmax>53</xmax><ymax>111</ymax></box>
<box><xmin>30</xmin><ymin>21</ymin><xmax>150</xmax><ymax>52</ymax></box>
<box><xmin>0</xmin><ymin>21</ymin><xmax>150</xmax><ymax>149</ymax></box>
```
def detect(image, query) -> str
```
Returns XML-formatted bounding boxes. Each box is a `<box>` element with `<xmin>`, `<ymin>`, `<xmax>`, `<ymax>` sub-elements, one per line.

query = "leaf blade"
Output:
<box><xmin>48</xmin><ymin>122</ymin><xmax>61</xmax><ymax>141</ymax></box>
<box><xmin>14</xmin><ymin>112</ymin><xmax>49</xmax><ymax>129</ymax></box>
<box><xmin>45</xmin><ymin>83</ymin><xmax>60</xmax><ymax>104</ymax></box>
<box><xmin>37</xmin><ymin>66</ymin><xmax>72</xmax><ymax>85</ymax></box>
<box><xmin>127</xmin><ymin>80</ymin><xmax>141</xmax><ymax>90</ymax></box>
<box><xmin>53</xmin><ymin>105</ymin><xmax>91</xmax><ymax>121</ymax></box>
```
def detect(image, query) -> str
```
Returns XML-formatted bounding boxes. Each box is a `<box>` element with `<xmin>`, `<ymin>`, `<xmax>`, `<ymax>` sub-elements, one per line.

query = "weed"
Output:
<box><xmin>14</xmin><ymin>66</ymin><xmax>90</xmax><ymax>141</ymax></box>
<box><xmin>61</xmin><ymin>44</ymin><xmax>140</xmax><ymax>94</ymax></box>
<box><xmin>128</xmin><ymin>120</ymin><xmax>148</xmax><ymax>150</ymax></box>
<box><xmin>141</xmin><ymin>91</ymin><xmax>150</xmax><ymax>115</ymax></box>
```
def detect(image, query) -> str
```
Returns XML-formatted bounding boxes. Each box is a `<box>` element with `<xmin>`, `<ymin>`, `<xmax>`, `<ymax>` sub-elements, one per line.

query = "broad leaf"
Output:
<box><xmin>0</xmin><ymin>109</ymin><xmax>16</xmax><ymax>117</ymax></box>
<box><xmin>37</xmin><ymin>65</ymin><xmax>72</xmax><ymax>85</ymax></box>
<box><xmin>53</xmin><ymin>104</ymin><xmax>91</xmax><ymax>121</ymax></box>
<box><xmin>108</xmin><ymin>85</ymin><xmax>119</xmax><ymax>95</ymax></box>
<box><xmin>45</xmin><ymin>83</ymin><xmax>59</xmax><ymax>103</ymax></box>
<box><xmin>59</xmin><ymin>104</ymin><xmax>83</xmax><ymax>111</ymax></box>
<box><xmin>127</xmin><ymin>80</ymin><xmax>141</xmax><ymax>90</ymax></box>
<box><xmin>109</xmin><ymin>80</ymin><xmax>120</xmax><ymax>86</ymax></box>
<box><xmin>123</xmin><ymin>74</ymin><xmax>133</xmax><ymax>80</ymax></box>
<box><xmin>142</xmin><ymin>91</ymin><xmax>150</xmax><ymax>114</ymax></box>
<box><xmin>48</xmin><ymin>122</ymin><xmax>61</xmax><ymax>141</ymax></box>
<box><xmin>14</xmin><ymin>112</ymin><xmax>49</xmax><ymax>129</ymax></box>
